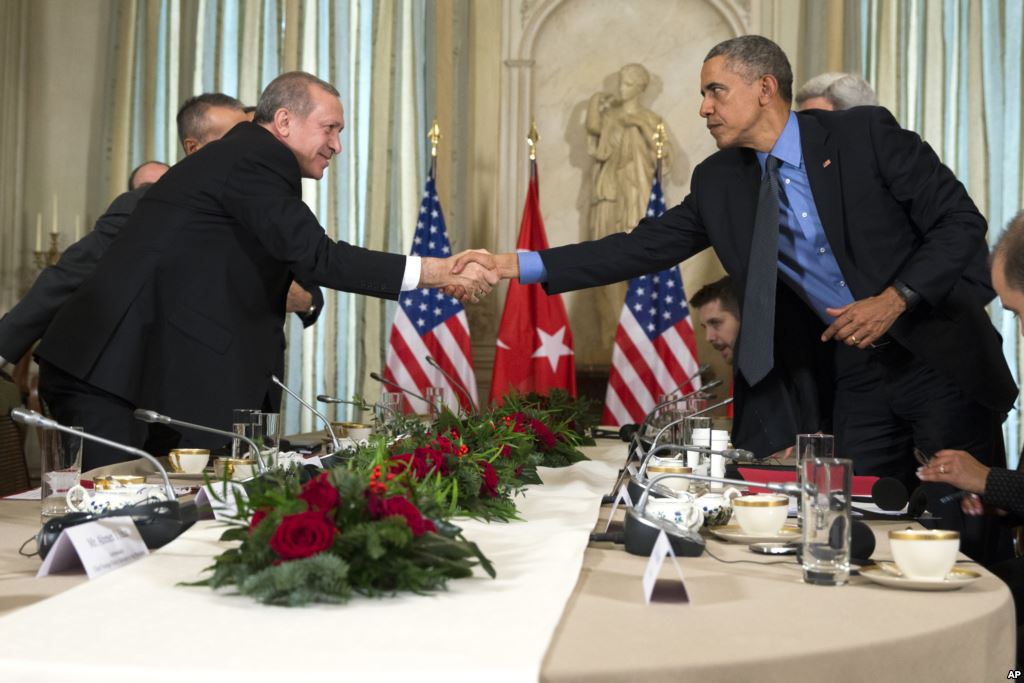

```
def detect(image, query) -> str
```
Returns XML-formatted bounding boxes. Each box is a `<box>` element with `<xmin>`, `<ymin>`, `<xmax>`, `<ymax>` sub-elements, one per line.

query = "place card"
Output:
<box><xmin>602</xmin><ymin>482</ymin><xmax>633</xmax><ymax>533</ymax></box>
<box><xmin>194</xmin><ymin>481</ymin><xmax>249</xmax><ymax>521</ymax></box>
<box><xmin>642</xmin><ymin>529</ymin><xmax>690</xmax><ymax>604</ymax></box>
<box><xmin>37</xmin><ymin>517</ymin><xmax>148</xmax><ymax>579</ymax></box>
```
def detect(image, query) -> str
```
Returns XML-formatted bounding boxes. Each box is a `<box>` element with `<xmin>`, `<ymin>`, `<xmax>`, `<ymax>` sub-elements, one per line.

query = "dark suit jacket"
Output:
<box><xmin>0</xmin><ymin>189</ymin><xmax>145</xmax><ymax>363</ymax></box>
<box><xmin>36</xmin><ymin>122</ymin><xmax>405</xmax><ymax>445</ymax></box>
<box><xmin>539</xmin><ymin>107</ymin><xmax>1017</xmax><ymax>456</ymax></box>
<box><xmin>0</xmin><ymin>187</ymin><xmax>324</xmax><ymax>367</ymax></box>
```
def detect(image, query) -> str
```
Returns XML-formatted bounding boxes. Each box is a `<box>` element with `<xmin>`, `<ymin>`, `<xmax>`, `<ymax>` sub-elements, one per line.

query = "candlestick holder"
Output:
<box><xmin>33</xmin><ymin>232</ymin><xmax>63</xmax><ymax>270</ymax></box>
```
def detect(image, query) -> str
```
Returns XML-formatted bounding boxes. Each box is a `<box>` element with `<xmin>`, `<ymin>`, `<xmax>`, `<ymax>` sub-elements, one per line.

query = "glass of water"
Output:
<box><xmin>41</xmin><ymin>427</ymin><xmax>82</xmax><ymax>521</ymax></box>
<box><xmin>800</xmin><ymin>456</ymin><xmax>853</xmax><ymax>586</ymax></box>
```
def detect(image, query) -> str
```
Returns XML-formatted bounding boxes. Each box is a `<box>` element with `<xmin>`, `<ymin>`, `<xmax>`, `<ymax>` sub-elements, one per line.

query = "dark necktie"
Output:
<box><xmin>737</xmin><ymin>155</ymin><xmax>781</xmax><ymax>386</ymax></box>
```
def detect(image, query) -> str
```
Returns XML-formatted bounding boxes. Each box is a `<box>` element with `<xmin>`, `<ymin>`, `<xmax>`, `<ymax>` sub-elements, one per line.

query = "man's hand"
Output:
<box><xmin>451</xmin><ymin>250</ymin><xmax>519</xmax><ymax>280</ymax></box>
<box><xmin>821</xmin><ymin>287</ymin><xmax>906</xmax><ymax>349</ymax></box>
<box><xmin>420</xmin><ymin>250</ymin><xmax>499</xmax><ymax>303</ymax></box>
<box><xmin>286</xmin><ymin>281</ymin><xmax>315</xmax><ymax>313</ymax></box>
<box><xmin>916</xmin><ymin>449</ymin><xmax>991</xmax><ymax>495</ymax></box>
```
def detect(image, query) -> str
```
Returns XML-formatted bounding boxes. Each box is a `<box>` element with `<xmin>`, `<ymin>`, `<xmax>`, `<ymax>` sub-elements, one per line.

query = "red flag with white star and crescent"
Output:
<box><xmin>489</xmin><ymin>160</ymin><xmax>576</xmax><ymax>405</ymax></box>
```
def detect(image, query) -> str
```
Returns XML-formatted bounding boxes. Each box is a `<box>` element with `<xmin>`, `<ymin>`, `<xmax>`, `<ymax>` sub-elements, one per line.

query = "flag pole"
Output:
<box><xmin>428</xmin><ymin>118</ymin><xmax>441</xmax><ymax>177</ymax></box>
<box><xmin>527</xmin><ymin>119</ymin><xmax>539</xmax><ymax>179</ymax></box>
<box><xmin>653</xmin><ymin>119</ymin><xmax>666</xmax><ymax>186</ymax></box>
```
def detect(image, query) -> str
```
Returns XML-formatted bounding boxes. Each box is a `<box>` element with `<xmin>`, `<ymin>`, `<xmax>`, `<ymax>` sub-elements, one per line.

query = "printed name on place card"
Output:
<box><xmin>37</xmin><ymin>517</ymin><xmax>148</xmax><ymax>579</ymax></box>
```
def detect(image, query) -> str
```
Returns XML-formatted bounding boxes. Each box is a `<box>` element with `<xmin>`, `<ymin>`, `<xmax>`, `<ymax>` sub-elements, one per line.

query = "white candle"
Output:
<box><xmin>75</xmin><ymin>214</ymin><xmax>81</xmax><ymax>241</ymax></box>
<box><xmin>51</xmin><ymin>193</ymin><xmax>58</xmax><ymax>235</ymax></box>
<box><xmin>35</xmin><ymin>213</ymin><xmax>42</xmax><ymax>251</ymax></box>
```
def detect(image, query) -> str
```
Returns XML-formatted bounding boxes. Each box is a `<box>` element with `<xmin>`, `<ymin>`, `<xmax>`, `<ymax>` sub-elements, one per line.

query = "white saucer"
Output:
<box><xmin>860</xmin><ymin>562</ymin><xmax>982</xmax><ymax>591</ymax></box>
<box><xmin>708</xmin><ymin>523</ymin><xmax>801</xmax><ymax>544</ymax></box>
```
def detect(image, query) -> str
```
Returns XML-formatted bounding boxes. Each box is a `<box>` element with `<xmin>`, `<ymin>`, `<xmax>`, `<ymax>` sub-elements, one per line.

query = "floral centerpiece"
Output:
<box><xmin>194</xmin><ymin>467</ymin><xmax>494</xmax><ymax>606</ymax></box>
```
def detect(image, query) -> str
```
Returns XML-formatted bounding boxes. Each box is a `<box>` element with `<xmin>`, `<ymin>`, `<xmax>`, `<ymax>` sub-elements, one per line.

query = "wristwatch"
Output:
<box><xmin>891</xmin><ymin>279</ymin><xmax>921</xmax><ymax>311</ymax></box>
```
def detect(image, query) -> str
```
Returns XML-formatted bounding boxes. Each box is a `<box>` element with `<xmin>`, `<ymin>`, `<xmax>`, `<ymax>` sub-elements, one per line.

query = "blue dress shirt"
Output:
<box><xmin>758</xmin><ymin>112</ymin><xmax>853</xmax><ymax>322</ymax></box>
<box><xmin>520</xmin><ymin>112</ymin><xmax>855</xmax><ymax>322</ymax></box>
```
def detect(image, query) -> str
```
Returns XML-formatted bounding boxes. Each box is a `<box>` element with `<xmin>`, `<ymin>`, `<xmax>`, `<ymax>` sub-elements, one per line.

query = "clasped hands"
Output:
<box><xmin>420</xmin><ymin>250</ymin><xmax>515</xmax><ymax>303</ymax></box>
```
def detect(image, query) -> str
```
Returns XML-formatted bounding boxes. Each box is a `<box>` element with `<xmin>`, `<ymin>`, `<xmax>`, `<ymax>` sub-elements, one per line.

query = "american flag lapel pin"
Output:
<box><xmin>823</xmin><ymin>159</ymin><xmax>832</xmax><ymax>168</ymax></box>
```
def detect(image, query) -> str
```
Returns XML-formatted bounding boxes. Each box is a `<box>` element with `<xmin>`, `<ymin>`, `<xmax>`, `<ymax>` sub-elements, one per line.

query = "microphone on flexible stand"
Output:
<box><xmin>425</xmin><ymin>355</ymin><xmax>478</xmax><ymax>414</ymax></box>
<box><xmin>606</xmin><ymin>379</ymin><xmax>724</xmax><ymax>497</ymax></box>
<box><xmin>622</xmin><ymin>378</ymin><xmax>724</xmax><ymax>444</ymax></box>
<box><xmin>368</xmin><ymin>372</ymin><xmax>431</xmax><ymax>407</ymax></box>
<box><xmin>316</xmin><ymin>394</ymin><xmax>368</xmax><ymax>410</ymax></box>
<box><xmin>665</xmin><ymin>363</ymin><xmax>712</xmax><ymax>398</ymax></box>
<box><xmin>271</xmin><ymin>375</ymin><xmax>340</xmax><ymax>452</ymax></box>
<box><xmin>133</xmin><ymin>409</ymin><xmax>267</xmax><ymax>473</ymax></box>
<box><xmin>11</xmin><ymin>408</ymin><xmax>192</xmax><ymax>557</ymax></box>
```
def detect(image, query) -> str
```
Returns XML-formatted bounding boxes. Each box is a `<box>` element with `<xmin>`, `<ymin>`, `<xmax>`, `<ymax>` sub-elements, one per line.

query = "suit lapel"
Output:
<box><xmin>799</xmin><ymin>115</ymin><xmax>848</xmax><ymax>270</ymax></box>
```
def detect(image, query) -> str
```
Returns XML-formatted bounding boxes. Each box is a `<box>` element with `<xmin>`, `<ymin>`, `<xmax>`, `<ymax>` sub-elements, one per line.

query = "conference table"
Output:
<box><xmin>0</xmin><ymin>442</ymin><xmax>1014</xmax><ymax>681</ymax></box>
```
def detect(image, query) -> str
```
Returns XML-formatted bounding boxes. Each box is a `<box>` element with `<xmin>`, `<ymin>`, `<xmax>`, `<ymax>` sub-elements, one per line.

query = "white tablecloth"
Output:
<box><xmin>0</xmin><ymin>447</ymin><xmax>622</xmax><ymax>682</ymax></box>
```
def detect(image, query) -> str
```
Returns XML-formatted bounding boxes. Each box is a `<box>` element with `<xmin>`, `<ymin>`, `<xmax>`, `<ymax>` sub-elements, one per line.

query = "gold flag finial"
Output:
<box><xmin>654</xmin><ymin>120</ymin><xmax>666</xmax><ymax>161</ymax></box>
<box><xmin>428</xmin><ymin>119</ymin><xmax>441</xmax><ymax>158</ymax></box>
<box><xmin>527</xmin><ymin>120</ymin><xmax>539</xmax><ymax>160</ymax></box>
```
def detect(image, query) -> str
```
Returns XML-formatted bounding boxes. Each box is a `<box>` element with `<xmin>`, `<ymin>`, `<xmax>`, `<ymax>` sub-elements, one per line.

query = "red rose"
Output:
<box><xmin>434</xmin><ymin>436</ymin><xmax>455</xmax><ymax>455</ymax></box>
<box><xmin>499</xmin><ymin>445</ymin><xmax>512</xmax><ymax>459</ymax></box>
<box><xmin>478</xmin><ymin>460</ymin><xmax>499</xmax><ymax>498</ymax></box>
<box><xmin>298</xmin><ymin>472</ymin><xmax>340</xmax><ymax>512</ymax></box>
<box><xmin>249</xmin><ymin>508</ymin><xmax>268</xmax><ymax>534</ymax></box>
<box><xmin>372</xmin><ymin>494</ymin><xmax>436</xmax><ymax>536</ymax></box>
<box><xmin>529</xmin><ymin>418</ymin><xmax>557</xmax><ymax>450</ymax></box>
<box><xmin>269</xmin><ymin>510</ymin><xmax>337</xmax><ymax>560</ymax></box>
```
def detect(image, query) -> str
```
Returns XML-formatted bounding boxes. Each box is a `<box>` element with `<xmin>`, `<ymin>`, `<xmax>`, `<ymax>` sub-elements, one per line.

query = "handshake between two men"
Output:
<box><xmin>421</xmin><ymin>250</ymin><xmax>518</xmax><ymax>303</ymax></box>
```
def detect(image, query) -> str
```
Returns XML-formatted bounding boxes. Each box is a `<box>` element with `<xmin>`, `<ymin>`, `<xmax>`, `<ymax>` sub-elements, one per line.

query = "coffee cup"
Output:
<box><xmin>341</xmin><ymin>422</ymin><xmax>373</xmax><ymax>441</ymax></box>
<box><xmin>168</xmin><ymin>448</ymin><xmax>210</xmax><ymax>474</ymax></box>
<box><xmin>214</xmin><ymin>457</ymin><xmax>256</xmax><ymax>481</ymax></box>
<box><xmin>888</xmin><ymin>529</ymin><xmax>960</xmax><ymax>580</ymax></box>
<box><xmin>644</xmin><ymin>494</ymin><xmax>704</xmax><ymax>533</ymax></box>
<box><xmin>66</xmin><ymin>482</ymin><xmax>167</xmax><ymax>514</ymax></box>
<box><xmin>731</xmin><ymin>494</ymin><xmax>789</xmax><ymax>536</ymax></box>
<box><xmin>646</xmin><ymin>458</ymin><xmax>692</xmax><ymax>493</ymax></box>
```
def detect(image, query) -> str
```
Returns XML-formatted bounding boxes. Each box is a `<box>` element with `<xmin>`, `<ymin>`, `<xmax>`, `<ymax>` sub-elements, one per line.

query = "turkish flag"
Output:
<box><xmin>489</xmin><ymin>162</ymin><xmax>576</xmax><ymax>405</ymax></box>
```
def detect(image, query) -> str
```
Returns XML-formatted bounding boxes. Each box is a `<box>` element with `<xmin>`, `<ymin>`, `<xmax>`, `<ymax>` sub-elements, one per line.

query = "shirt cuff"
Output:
<box><xmin>401</xmin><ymin>256</ymin><xmax>422</xmax><ymax>292</ymax></box>
<box><xmin>517</xmin><ymin>251</ymin><xmax>548</xmax><ymax>285</ymax></box>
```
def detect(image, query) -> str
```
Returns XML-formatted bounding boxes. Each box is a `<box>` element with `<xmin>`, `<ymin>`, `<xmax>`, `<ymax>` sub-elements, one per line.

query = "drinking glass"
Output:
<box><xmin>41</xmin><ymin>427</ymin><xmax>83</xmax><ymax>521</ymax></box>
<box><xmin>256</xmin><ymin>412</ymin><xmax>281</xmax><ymax>467</ymax></box>
<box><xmin>232</xmin><ymin>408</ymin><xmax>259</xmax><ymax>459</ymax></box>
<box><xmin>375</xmin><ymin>391</ymin><xmax>404</xmax><ymax>428</ymax></box>
<box><xmin>426</xmin><ymin>387</ymin><xmax>448</xmax><ymax>419</ymax></box>
<box><xmin>795</xmin><ymin>433</ymin><xmax>834</xmax><ymax>468</ymax></box>
<box><xmin>800</xmin><ymin>456</ymin><xmax>853</xmax><ymax>586</ymax></box>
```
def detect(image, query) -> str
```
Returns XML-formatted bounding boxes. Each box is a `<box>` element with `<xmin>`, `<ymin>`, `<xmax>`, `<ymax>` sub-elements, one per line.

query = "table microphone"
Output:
<box><xmin>133</xmin><ymin>409</ymin><xmax>268</xmax><ymax>473</ymax></box>
<box><xmin>10</xmin><ymin>408</ymin><xmax>192</xmax><ymax>557</ymax></box>
<box><xmin>602</xmin><ymin>380</ymin><xmax>726</xmax><ymax>501</ymax></box>
<box><xmin>271</xmin><ymin>375</ymin><xmax>340</xmax><ymax>452</ymax></box>
<box><xmin>665</xmin><ymin>363</ymin><xmax>712</xmax><ymax>398</ymax></box>
<box><xmin>368</xmin><ymin>372</ymin><xmax>430</xmax><ymax>406</ymax></box>
<box><xmin>316</xmin><ymin>394</ymin><xmax>367</xmax><ymax>410</ymax></box>
<box><xmin>425</xmin><ymin>355</ymin><xmax>478</xmax><ymax>414</ymax></box>
<box><xmin>870</xmin><ymin>477</ymin><xmax>909</xmax><ymax>512</ymax></box>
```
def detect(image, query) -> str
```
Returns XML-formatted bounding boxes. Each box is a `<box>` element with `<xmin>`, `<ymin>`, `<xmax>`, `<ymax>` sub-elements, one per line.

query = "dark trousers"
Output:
<box><xmin>832</xmin><ymin>341</ymin><xmax>1011</xmax><ymax>565</ymax></box>
<box><xmin>37</xmin><ymin>361</ymin><xmax>146</xmax><ymax>471</ymax></box>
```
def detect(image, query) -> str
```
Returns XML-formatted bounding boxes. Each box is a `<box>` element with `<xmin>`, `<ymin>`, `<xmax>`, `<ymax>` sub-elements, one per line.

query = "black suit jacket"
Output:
<box><xmin>0</xmin><ymin>186</ymin><xmax>325</xmax><ymax>367</ymax></box>
<box><xmin>0</xmin><ymin>189</ymin><xmax>144</xmax><ymax>363</ymax></box>
<box><xmin>540</xmin><ymin>107</ymin><xmax>1016</xmax><ymax>455</ymax></box>
<box><xmin>36</xmin><ymin>122</ymin><xmax>405</xmax><ymax>444</ymax></box>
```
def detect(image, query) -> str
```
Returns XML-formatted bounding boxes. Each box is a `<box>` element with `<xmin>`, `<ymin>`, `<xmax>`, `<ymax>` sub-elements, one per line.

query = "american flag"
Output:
<box><xmin>383</xmin><ymin>166</ymin><xmax>478</xmax><ymax>413</ymax></box>
<box><xmin>602</xmin><ymin>172</ymin><xmax>701</xmax><ymax>425</ymax></box>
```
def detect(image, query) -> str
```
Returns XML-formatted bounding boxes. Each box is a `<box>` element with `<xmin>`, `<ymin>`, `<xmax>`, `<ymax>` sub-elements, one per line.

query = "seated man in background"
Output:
<box><xmin>919</xmin><ymin>209</ymin><xmax>1024</xmax><ymax>515</ymax></box>
<box><xmin>919</xmin><ymin>209</ymin><xmax>1024</xmax><ymax>667</ymax></box>
<box><xmin>795</xmin><ymin>72</ymin><xmax>877</xmax><ymax>111</ymax></box>
<box><xmin>128</xmin><ymin>160</ymin><xmax>170</xmax><ymax>191</ymax></box>
<box><xmin>690</xmin><ymin>275</ymin><xmax>740</xmax><ymax>364</ymax></box>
